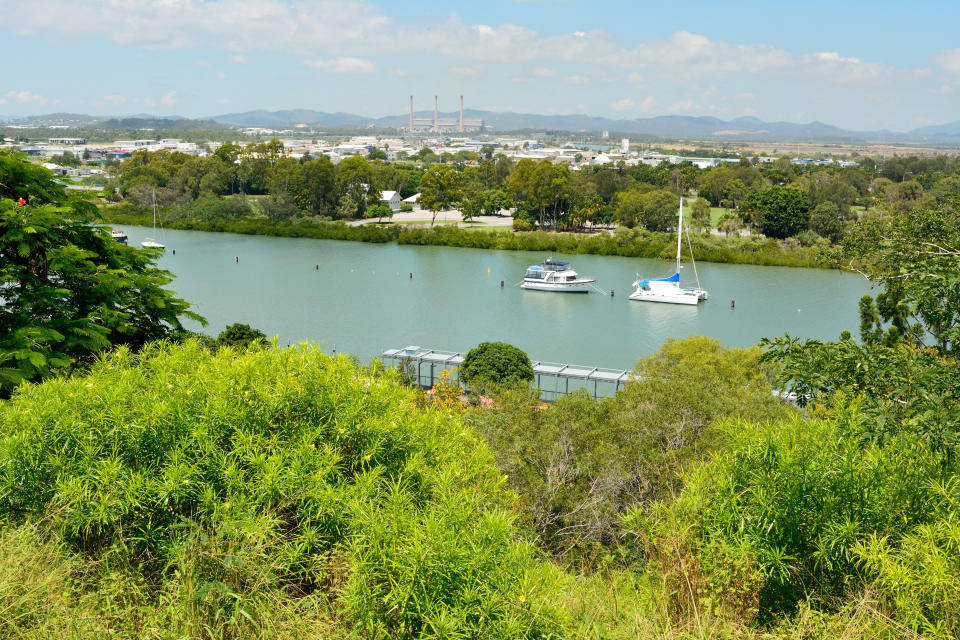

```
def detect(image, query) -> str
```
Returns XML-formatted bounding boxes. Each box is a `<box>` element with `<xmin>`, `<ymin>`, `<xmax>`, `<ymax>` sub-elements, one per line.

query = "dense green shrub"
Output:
<box><xmin>469</xmin><ymin>337</ymin><xmax>797</xmax><ymax>560</ymax></box>
<box><xmin>0</xmin><ymin>341</ymin><xmax>565</xmax><ymax>638</ymax></box>
<box><xmin>460</xmin><ymin>341</ymin><xmax>534</xmax><ymax>388</ymax></box>
<box><xmin>632</xmin><ymin>404</ymin><xmax>957</xmax><ymax>626</ymax></box>
<box><xmin>216</xmin><ymin>322</ymin><xmax>267</xmax><ymax>348</ymax></box>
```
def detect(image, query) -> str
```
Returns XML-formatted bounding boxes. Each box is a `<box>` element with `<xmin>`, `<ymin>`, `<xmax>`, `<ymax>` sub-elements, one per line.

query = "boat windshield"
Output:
<box><xmin>541</xmin><ymin>260</ymin><xmax>569</xmax><ymax>272</ymax></box>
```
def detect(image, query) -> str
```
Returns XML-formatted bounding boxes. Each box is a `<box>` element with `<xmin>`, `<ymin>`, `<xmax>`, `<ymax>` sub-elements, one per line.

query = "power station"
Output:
<box><xmin>408</xmin><ymin>95</ymin><xmax>484</xmax><ymax>133</ymax></box>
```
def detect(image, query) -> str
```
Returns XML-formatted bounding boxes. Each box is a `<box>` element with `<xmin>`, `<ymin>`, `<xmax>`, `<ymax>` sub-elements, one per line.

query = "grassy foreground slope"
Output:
<box><xmin>0</xmin><ymin>341</ymin><xmax>565</xmax><ymax>638</ymax></box>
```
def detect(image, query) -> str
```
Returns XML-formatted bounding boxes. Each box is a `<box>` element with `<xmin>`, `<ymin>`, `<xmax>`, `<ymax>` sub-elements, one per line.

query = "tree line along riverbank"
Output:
<box><xmin>100</xmin><ymin>207</ymin><xmax>831</xmax><ymax>268</ymax></box>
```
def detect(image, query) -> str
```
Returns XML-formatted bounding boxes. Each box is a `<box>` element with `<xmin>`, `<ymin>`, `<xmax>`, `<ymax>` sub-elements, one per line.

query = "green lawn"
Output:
<box><xmin>682</xmin><ymin>200</ymin><xmax>730</xmax><ymax>227</ymax></box>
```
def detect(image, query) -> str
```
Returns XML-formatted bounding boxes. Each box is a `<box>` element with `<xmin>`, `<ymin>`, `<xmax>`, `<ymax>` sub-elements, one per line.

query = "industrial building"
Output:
<box><xmin>408</xmin><ymin>96</ymin><xmax>484</xmax><ymax>133</ymax></box>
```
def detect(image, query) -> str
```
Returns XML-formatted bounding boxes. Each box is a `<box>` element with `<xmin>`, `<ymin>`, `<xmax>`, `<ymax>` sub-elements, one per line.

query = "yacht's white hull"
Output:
<box><xmin>628</xmin><ymin>288</ymin><xmax>707</xmax><ymax>305</ymax></box>
<box><xmin>141</xmin><ymin>239</ymin><xmax>165</xmax><ymax>250</ymax></box>
<box><xmin>521</xmin><ymin>279</ymin><xmax>594</xmax><ymax>293</ymax></box>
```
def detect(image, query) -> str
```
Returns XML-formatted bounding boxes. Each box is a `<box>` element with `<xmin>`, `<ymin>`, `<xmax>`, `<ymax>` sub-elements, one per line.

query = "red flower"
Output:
<box><xmin>16</xmin><ymin>198</ymin><xmax>27</xmax><ymax>207</ymax></box>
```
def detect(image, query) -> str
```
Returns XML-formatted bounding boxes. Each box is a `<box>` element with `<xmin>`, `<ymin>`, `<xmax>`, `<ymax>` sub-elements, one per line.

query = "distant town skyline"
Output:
<box><xmin>2</xmin><ymin>0</ymin><xmax>959</xmax><ymax>131</ymax></box>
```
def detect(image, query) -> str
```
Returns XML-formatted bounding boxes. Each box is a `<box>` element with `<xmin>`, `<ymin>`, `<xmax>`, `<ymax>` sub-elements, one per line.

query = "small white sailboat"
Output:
<box><xmin>141</xmin><ymin>189</ymin><xmax>166</xmax><ymax>250</ymax></box>
<box><xmin>629</xmin><ymin>197</ymin><xmax>708</xmax><ymax>305</ymax></box>
<box><xmin>521</xmin><ymin>259</ymin><xmax>596</xmax><ymax>293</ymax></box>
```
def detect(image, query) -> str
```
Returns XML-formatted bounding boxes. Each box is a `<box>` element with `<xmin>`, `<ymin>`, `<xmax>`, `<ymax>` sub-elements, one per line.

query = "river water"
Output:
<box><xmin>122</xmin><ymin>225</ymin><xmax>872</xmax><ymax>371</ymax></box>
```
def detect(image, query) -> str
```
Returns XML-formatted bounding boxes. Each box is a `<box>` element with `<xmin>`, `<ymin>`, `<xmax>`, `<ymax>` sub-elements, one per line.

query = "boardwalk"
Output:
<box><xmin>380</xmin><ymin>346</ymin><xmax>633</xmax><ymax>401</ymax></box>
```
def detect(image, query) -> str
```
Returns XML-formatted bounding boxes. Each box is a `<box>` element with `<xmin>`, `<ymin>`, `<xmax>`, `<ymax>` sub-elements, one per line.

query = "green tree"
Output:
<box><xmin>690</xmin><ymin>197</ymin><xmax>712</xmax><ymax>231</ymax></box>
<box><xmin>296</xmin><ymin>155</ymin><xmax>336</xmax><ymax>215</ymax></box>
<box><xmin>367</xmin><ymin>148</ymin><xmax>387</xmax><ymax>161</ymax></box>
<box><xmin>336</xmin><ymin>156</ymin><xmax>373</xmax><ymax>216</ymax></box>
<box><xmin>744</xmin><ymin>186</ymin><xmax>811</xmax><ymax>239</ymax></box>
<box><xmin>364</xmin><ymin>203</ymin><xmax>393</xmax><ymax>224</ymax></box>
<box><xmin>0</xmin><ymin>152</ymin><xmax>203</xmax><ymax>392</ymax></box>
<box><xmin>639</xmin><ymin>189</ymin><xmax>679</xmax><ymax>232</ymax></box>
<box><xmin>613</xmin><ymin>190</ymin><xmax>644</xmax><ymax>228</ymax></box>
<box><xmin>808</xmin><ymin>201</ymin><xmax>844</xmax><ymax>243</ymax></box>
<box><xmin>460</xmin><ymin>341</ymin><xmax>534</xmax><ymax>388</ymax></box>
<box><xmin>261</xmin><ymin>192</ymin><xmax>298</xmax><ymax>221</ymax></box>
<box><xmin>215</xmin><ymin>323</ymin><xmax>267</xmax><ymax>348</ymax></box>
<box><xmin>419</xmin><ymin>164</ymin><xmax>462</xmax><ymax>226</ymax></box>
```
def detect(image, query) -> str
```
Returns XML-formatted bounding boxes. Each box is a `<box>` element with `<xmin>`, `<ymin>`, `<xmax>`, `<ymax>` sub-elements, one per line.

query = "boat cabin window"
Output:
<box><xmin>567</xmin><ymin>275</ymin><xmax>576</xmax><ymax>281</ymax></box>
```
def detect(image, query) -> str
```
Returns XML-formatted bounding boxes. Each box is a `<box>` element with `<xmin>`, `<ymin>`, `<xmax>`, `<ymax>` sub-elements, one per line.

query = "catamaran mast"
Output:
<box><xmin>676</xmin><ymin>197</ymin><xmax>683</xmax><ymax>275</ymax></box>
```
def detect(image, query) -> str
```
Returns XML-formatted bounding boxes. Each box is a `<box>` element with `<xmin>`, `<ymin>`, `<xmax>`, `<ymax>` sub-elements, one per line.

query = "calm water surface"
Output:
<box><xmin>123</xmin><ymin>225</ymin><xmax>872</xmax><ymax>370</ymax></box>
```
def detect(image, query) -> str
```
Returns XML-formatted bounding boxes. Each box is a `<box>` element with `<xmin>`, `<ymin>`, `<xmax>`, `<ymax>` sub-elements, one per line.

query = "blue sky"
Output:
<box><xmin>1</xmin><ymin>0</ymin><xmax>958</xmax><ymax>130</ymax></box>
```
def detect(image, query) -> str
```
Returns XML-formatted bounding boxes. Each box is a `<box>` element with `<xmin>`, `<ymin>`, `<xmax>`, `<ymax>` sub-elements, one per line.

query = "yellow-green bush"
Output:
<box><xmin>0</xmin><ymin>341</ymin><xmax>565</xmax><ymax>638</ymax></box>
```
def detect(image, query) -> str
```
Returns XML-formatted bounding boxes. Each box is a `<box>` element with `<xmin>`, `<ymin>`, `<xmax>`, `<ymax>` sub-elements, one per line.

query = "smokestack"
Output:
<box><xmin>434</xmin><ymin>95</ymin><xmax>438</xmax><ymax>131</ymax></box>
<box><xmin>459</xmin><ymin>95</ymin><xmax>463</xmax><ymax>133</ymax></box>
<box><xmin>409</xmin><ymin>95</ymin><xmax>413</xmax><ymax>132</ymax></box>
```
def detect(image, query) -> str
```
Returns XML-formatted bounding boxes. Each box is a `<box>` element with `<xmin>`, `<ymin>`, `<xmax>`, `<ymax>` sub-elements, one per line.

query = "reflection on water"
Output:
<box><xmin>121</xmin><ymin>225</ymin><xmax>872</xmax><ymax>370</ymax></box>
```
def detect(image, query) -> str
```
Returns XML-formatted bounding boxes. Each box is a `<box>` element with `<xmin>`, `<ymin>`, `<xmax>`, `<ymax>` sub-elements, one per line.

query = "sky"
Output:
<box><xmin>2</xmin><ymin>0</ymin><xmax>959</xmax><ymax>131</ymax></box>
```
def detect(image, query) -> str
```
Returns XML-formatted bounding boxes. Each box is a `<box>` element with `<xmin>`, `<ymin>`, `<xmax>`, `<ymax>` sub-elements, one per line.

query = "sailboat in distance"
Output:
<box><xmin>628</xmin><ymin>197</ymin><xmax>708</xmax><ymax>305</ymax></box>
<box><xmin>141</xmin><ymin>189</ymin><xmax>166</xmax><ymax>250</ymax></box>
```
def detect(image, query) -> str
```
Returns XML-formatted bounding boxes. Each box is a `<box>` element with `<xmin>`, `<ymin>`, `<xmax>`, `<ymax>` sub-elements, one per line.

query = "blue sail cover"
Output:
<box><xmin>543</xmin><ymin>260</ymin><xmax>569</xmax><ymax>266</ymax></box>
<box><xmin>636</xmin><ymin>272</ymin><xmax>680</xmax><ymax>286</ymax></box>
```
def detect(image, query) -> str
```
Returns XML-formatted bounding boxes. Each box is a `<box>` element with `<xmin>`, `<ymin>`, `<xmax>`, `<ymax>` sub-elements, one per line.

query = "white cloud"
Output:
<box><xmin>934</xmin><ymin>48</ymin><xmax>960</xmax><ymax>76</ymax></box>
<box><xmin>637</xmin><ymin>96</ymin><xmax>656</xmax><ymax>111</ymax></box>
<box><xmin>0</xmin><ymin>89</ymin><xmax>48</xmax><ymax>105</ymax></box>
<box><xmin>610</xmin><ymin>97</ymin><xmax>635</xmax><ymax>112</ymax></box>
<box><xmin>0</xmin><ymin>0</ymin><xmax>911</xmax><ymax>89</ymax></box>
<box><xmin>802</xmin><ymin>51</ymin><xmax>890</xmax><ymax>83</ymax></box>
<box><xmin>192</xmin><ymin>59</ymin><xmax>212</xmax><ymax>67</ymax></box>
<box><xmin>451</xmin><ymin>66</ymin><xmax>479</xmax><ymax>77</ymax></box>
<box><xmin>4</xmin><ymin>0</ymin><xmax>391</xmax><ymax>54</ymax></box>
<box><xmin>160</xmin><ymin>91</ymin><xmax>178</xmax><ymax>106</ymax></box>
<box><xmin>216</xmin><ymin>72</ymin><xmax>228</xmax><ymax>80</ymax></box>
<box><xmin>565</xmin><ymin>74</ymin><xmax>591</xmax><ymax>85</ymax></box>
<box><xmin>667</xmin><ymin>99</ymin><xmax>694</xmax><ymax>114</ymax></box>
<box><xmin>231</xmin><ymin>54</ymin><xmax>248</xmax><ymax>64</ymax></box>
<box><xmin>734</xmin><ymin>92</ymin><xmax>755</xmax><ymax>102</ymax></box>
<box><xmin>303</xmin><ymin>57</ymin><xmax>377</xmax><ymax>74</ymax></box>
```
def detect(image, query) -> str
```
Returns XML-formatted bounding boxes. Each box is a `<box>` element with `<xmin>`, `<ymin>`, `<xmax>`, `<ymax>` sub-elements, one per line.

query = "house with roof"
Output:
<box><xmin>402</xmin><ymin>192</ymin><xmax>421</xmax><ymax>211</ymax></box>
<box><xmin>380</xmin><ymin>190</ymin><xmax>402</xmax><ymax>210</ymax></box>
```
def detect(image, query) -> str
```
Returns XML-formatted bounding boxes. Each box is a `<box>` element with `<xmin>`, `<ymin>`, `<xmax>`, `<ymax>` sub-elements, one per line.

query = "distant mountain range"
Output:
<box><xmin>4</xmin><ymin>110</ymin><xmax>960</xmax><ymax>144</ymax></box>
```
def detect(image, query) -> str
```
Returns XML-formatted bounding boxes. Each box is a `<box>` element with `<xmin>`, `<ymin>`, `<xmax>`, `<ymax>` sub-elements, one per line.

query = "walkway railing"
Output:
<box><xmin>379</xmin><ymin>346</ymin><xmax>634</xmax><ymax>401</ymax></box>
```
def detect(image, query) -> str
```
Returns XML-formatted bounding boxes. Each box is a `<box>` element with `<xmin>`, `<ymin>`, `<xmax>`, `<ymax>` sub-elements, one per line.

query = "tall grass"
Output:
<box><xmin>630</xmin><ymin>404</ymin><xmax>959</xmax><ymax>634</ymax></box>
<box><xmin>0</xmin><ymin>341</ymin><xmax>566</xmax><ymax>638</ymax></box>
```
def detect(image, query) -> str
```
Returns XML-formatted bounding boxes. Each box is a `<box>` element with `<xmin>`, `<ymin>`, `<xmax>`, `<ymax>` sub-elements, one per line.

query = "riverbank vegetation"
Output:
<box><xmin>94</xmin><ymin>142</ymin><xmax>960</xmax><ymax>268</ymax></box>
<box><xmin>101</xmin><ymin>204</ymin><xmax>830</xmax><ymax>268</ymax></box>
<box><xmin>3</xmin><ymin>150</ymin><xmax>960</xmax><ymax>637</ymax></box>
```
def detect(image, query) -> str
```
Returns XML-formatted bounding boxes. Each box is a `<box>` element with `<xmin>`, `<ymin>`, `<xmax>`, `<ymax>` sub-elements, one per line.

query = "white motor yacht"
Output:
<box><xmin>521</xmin><ymin>259</ymin><xmax>596</xmax><ymax>293</ymax></box>
<box><xmin>629</xmin><ymin>197</ymin><xmax>708</xmax><ymax>305</ymax></box>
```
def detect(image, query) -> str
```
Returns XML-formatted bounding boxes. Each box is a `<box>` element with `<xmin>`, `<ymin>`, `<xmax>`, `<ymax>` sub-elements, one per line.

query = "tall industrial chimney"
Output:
<box><xmin>409</xmin><ymin>95</ymin><xmax>414</xmax><ymax>132</ymax></box>
<box><xmin>459</xmin><ymin>95</ymin><xmax>464</xmax><ymax>133</ymax></box>
<box><xmin>433</xmin><ymin>95</ymin><xmax>438</xmax><ymax>131</ymax></box>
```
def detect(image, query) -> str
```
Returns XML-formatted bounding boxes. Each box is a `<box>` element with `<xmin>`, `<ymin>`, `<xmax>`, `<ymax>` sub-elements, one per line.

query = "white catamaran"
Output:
<box><xmin>628</xmin><ymin>197</ymin><xmax>708</xmax><ymax>305</ymax></box>
<box><xmin>141</xmin><ymin>189</ymin><xmax>166</xmax><ymax>250</ymax></box>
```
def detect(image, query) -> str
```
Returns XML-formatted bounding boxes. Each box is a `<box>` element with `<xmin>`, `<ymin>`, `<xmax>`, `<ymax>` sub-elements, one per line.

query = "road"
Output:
<box><xmin>346</xmin><ymin>209</ymin><xmax>514</xmax><ymax>228</ymax></box>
